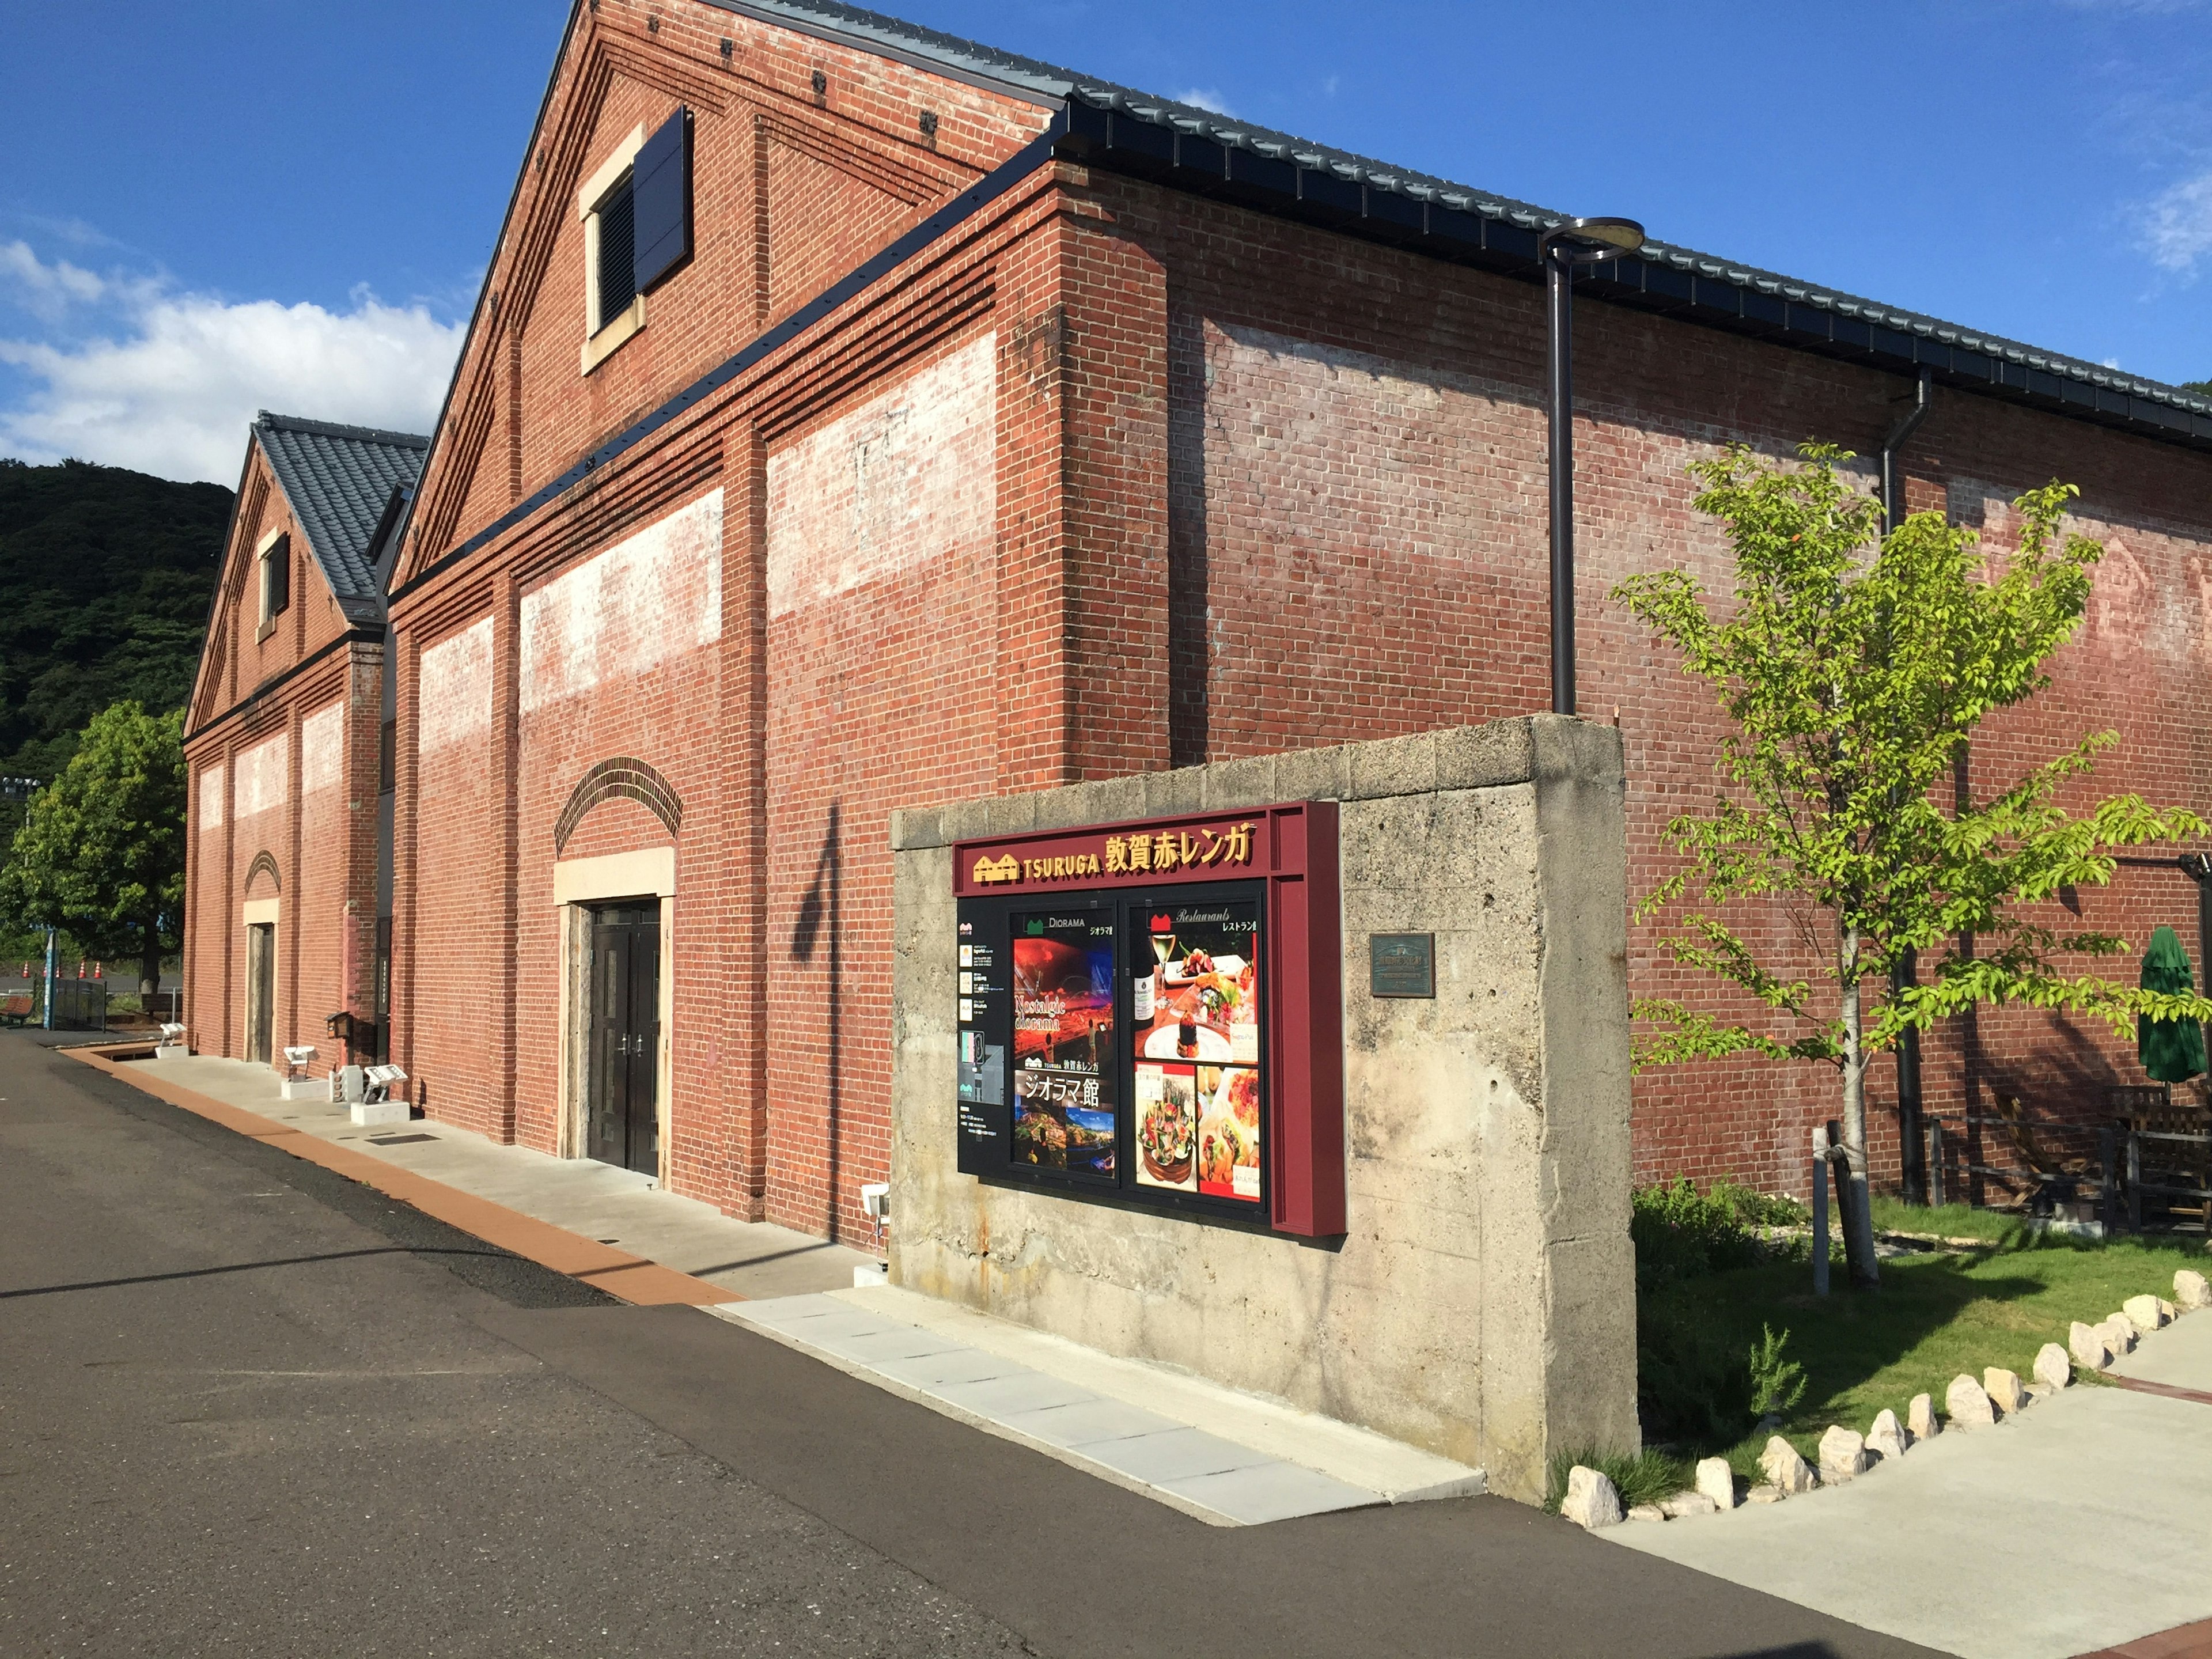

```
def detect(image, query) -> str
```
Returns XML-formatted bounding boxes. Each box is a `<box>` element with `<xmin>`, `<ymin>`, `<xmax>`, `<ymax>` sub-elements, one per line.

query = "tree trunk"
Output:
<box><xmin>1839</xmin><ymin>931</ymin><xmax>1882</xmax><ymax>1289</ymax></box>
<box><xmin>139</xmin><ymin>924</ymin><xmax>162</xmax><ymax>1016</ymax></box>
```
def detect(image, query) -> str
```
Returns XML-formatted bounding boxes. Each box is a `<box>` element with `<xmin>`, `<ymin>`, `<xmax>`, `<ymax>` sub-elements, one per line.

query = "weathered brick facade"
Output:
<box><xmin>183</xmin><ymin>415</ymin><xmax>423</xmax><ymax>1075</ymax></box>
<box><xmin>308</xmin><ymin>0</ymin><xmax>2212</xmax><ymax>1243</ymax></box>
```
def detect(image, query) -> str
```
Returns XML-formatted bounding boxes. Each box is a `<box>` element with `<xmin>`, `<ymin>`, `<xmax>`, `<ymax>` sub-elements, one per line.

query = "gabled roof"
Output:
<box><xmin>709</xmin><ymin>0</ymin><xmax>2212</xmax><ymax>446</ymax></box>
<box><xmin>253</xmin><ymin>412</ymin><xmax>430</xmax><ymax>622</ymax></box>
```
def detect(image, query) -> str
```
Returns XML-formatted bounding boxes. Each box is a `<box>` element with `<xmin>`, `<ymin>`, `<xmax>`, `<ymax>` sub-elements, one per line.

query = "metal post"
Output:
<box><xmin>2100</xmin><ymin>1126</ymin><xmax>2118</xmax><ymax>1236</ymax></box>
<box><xmin>1546</xmin><ymin>247</ymin><xmax>1576</xmax><ymax>717</ymax></box>
<box><xmin>41</xmin><ymin>925</ymin><xmax>56</xmax><ymax>1031</ymax></box>
<box><xmin>1927</xmin><ymin>1118</ymin><xmax>1945</xmax><ymax>1209</ymax></box>
<box><xmin>2128</xmin><ymin>1131</ymin><xmax>2143</xmax><ymax>1234</ymax></box>
<box><xmin>1811</xmin><ymin>1124</ymin><xmax>1831</xmax><ymax>1297</ymax></box>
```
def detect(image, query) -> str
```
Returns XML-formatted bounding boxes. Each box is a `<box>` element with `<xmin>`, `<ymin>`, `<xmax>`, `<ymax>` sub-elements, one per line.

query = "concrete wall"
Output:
<box><xmin>887</xmin><ymin>716</ymin><xmax>1639</xmax><ymax>1503</ymax></box>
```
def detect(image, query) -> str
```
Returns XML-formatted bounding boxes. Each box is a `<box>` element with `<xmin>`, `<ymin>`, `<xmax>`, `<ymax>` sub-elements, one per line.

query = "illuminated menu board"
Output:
<box><xmin>957</xmin><ymin>883</ymin><xmax>1267</xmax><ymax>1221</ymax></box>
<box><xmin>951</xmin><ymin>801</ymin><xmax>1346</xmax><ymax>1240</ymax></box>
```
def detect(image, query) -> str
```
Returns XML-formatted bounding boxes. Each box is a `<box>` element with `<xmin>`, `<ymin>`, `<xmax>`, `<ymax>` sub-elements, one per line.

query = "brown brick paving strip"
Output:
<box><xmin>2101</xmin><ymin>1374</ymin><xmax>2212</xmax><ymax>1408</ymax></box>
<box><xmin>2075</xmin><ymin>1615</ymin><xmax>2212</xmax><ymax>1658</ymax></box>
<box><xmin>67</xmin><ymin>1045</ymin><xmax>738</xmax><ymax>1307</ymax></box>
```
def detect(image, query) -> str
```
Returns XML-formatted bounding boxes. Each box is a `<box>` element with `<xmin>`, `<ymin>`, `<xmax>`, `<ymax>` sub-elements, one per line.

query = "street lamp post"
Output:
<box><xmin>1539</xmin><ymin>216</ymin><xmax>1645</xmax><ymax>717</ymax></box>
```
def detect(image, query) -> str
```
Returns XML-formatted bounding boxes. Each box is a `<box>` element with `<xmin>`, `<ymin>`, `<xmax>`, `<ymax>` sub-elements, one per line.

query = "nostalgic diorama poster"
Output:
<box><xmin>1010</xmin><ymin>909</ymin><xmax>1118</xmax><ymax>1180</ymax></box>
<box><xmin>1131</xmin><ymin>899</ymin><xmax>1262</xmax><ymax>1203</ymax></box>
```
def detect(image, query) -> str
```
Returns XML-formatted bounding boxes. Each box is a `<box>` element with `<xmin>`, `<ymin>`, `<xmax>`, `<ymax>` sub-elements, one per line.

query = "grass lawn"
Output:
<box><xmin>1643</xmin><ymin>1229</ymin><xmax>2208</xmax><ymax>1481</ymax></box>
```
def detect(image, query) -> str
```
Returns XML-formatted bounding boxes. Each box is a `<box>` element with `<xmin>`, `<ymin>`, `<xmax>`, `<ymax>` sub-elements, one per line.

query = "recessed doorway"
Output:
<box><xmin>244</xmin><ymin>922</ymin><xmax>275</xmax><ymax>1065</ymax></box>
<box><xmin>586</xmin><ymin>903</ymin><xmax>660</xmax><ymax>1176</ymax></box>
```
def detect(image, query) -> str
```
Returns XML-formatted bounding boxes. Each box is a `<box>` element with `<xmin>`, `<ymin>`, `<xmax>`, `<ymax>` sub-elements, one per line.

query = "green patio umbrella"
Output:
<box><xmin>2138</xmin><ymin>925</ymin><xmax>2207</xmax><ymax>1084</ymax></box>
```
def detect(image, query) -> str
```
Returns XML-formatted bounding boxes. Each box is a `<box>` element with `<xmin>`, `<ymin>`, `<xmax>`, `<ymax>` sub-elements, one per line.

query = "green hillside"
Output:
<box><xmin>0</xmin><ymin>457</ymin><xmax>230</xmax><ymax>785</ymax></box>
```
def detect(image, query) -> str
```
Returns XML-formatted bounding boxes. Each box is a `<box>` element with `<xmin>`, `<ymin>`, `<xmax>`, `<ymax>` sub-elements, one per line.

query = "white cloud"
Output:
<box><xmin>0</xmin><ymin>241</ymin><xmax>464</xmax><ymax>484</ymax></box>
<box><xmin>1171</xmin><ymin>86</ymin><xmax>1237</xmax><ymax>118</ymax></box>
<box><xmin>2142</xmin><ymin>168</ymin><xmax>2212</xmax><ymax>276</ymax></box>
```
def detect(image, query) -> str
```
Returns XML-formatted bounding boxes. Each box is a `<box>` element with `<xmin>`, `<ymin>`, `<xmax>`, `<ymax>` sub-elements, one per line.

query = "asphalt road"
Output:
<box><xmin>0</xmin><ymin>1035</ymin><xmax>1950</xmax><ymax>1658</ymax></box>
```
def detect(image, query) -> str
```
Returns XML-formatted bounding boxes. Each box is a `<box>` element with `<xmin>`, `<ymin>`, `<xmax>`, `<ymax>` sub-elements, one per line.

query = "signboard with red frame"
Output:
<box><xmin>954</xmin><ymin>801</ymin><xmax>1344</xmax><ymax>1238</ymax></box>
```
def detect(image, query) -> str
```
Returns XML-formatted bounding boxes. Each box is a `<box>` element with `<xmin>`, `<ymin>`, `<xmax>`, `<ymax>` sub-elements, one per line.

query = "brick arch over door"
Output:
<box><xmin>552</xmin><ymin>757</ymin><xmax>684</xmax><ymax>855</ymax></box>
<box><xmin>244</xmin><ymin>850</ymin><xmax>281</xmax><ymax>896</ymax></box>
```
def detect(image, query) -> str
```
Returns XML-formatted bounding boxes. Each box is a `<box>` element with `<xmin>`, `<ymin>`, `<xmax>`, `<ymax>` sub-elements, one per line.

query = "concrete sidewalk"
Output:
<box><xmin>1607</xmin><ymin>1305</ymin><xmax>2212</xmax><ymax>1659</ymax></box>
<box><xmin>117</xmin><ymin>1052</ymin><xmax>871</xmax><ymax>1300</ymax></box>
<box><xmin>102</xmin><ymin>1050</ymin><xmax>1486</xmax><ymax>1527</ymax></box>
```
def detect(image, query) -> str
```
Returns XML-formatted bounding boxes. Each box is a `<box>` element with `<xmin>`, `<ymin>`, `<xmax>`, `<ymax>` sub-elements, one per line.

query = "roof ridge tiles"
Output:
<box><xmin>255</xmin><ymin>410</ymin><xmax>431</xmax><ymax>449</ymax></box>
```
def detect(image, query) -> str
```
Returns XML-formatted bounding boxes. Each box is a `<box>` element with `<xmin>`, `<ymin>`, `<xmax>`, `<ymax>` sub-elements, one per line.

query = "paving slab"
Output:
<box><xmin>116</xmin><ymin>1054</ymin><xmax>869</xmax><ymax>1299</ymax></box>
<box><xmin>2110</xmin><ymin>1297</ymin><xmax>2212</xmax><ymax>1392</ymax></box>
<box><xmin>1607</xmin><ymin>1307</ymin><xmax>2212</xmax><ymax>1659</ymax></box>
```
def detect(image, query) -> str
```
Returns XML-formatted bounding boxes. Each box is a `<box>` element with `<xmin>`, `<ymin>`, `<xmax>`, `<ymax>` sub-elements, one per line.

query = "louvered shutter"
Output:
<box><xmin>631</xmin><ymin>107</ymin><xmax>692</xmax><ymax>293</ymax></box>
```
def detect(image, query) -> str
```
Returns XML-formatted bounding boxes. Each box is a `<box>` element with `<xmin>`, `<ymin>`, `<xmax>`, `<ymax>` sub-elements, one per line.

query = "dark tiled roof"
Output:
<box><xmin>254</xmin><ymin>412</ymin><xmax>429</xmax><ymax>621</ymax></box>
<box><xmin>710</xmin><ymin>0</ymin><xmax>2212</xmax><ymax>439</ymax></box>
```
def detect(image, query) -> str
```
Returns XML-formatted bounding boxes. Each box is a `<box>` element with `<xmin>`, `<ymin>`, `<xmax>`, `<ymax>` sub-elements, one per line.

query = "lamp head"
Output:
<box><xmin>1540</xmin><ymin>216</ymin><xmax>1646</xmax><ymax>264</ymax></box>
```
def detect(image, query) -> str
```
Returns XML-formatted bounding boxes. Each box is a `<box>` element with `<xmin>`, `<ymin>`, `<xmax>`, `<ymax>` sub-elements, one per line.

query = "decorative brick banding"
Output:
<box><xmin>243</xmin><ymin>850</ymin><xmax>282</xmax><ymax>896</ymax></box>
<box><xmin>552</xmin><ymin>757</ymin><xmax>683</xmax><ymax>854</ymax></box>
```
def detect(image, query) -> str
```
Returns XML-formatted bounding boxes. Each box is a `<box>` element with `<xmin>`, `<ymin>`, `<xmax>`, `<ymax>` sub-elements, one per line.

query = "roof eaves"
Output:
<box><xmin>736</xmin><ymin>0</ymin><xmax>2212</xmax><ymax>448</ymax></box>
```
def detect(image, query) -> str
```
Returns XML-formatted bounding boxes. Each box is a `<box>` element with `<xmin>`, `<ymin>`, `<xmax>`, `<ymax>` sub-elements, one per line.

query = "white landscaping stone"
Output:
<box><xmin>1818</xmin><ymin>1426</ymin><xmax>1872</xmax><ymax>1483</ymax></box>
<box><xmin>1661</xmin><ymin>1492</ymin><xmax>1720</xmax><ymax>1518</ymax></box>
<box><xmin>2033</xmin><ymin>1342</ymin><xmax>2072</xmax><ymax>1391</ymax></box>
<box><xmin>1695</xmin><ymin>1456</ymin><xmax>1737</xmax><ymax>1510</ymax></box>
<box><xmin>1759</xmin><ymin>1435</ymin><xmax>1818</xmax><ymax>1495</ymax></box>
<box><xmin>1562</xmin><ymin>1466</ymin><xmax>1623</xmax><ymax>1530</ymax></box>
<box><xmin>1626</xmin><ymin>1502</ymin><xmax>1667</xmax><ymax>1523</ymax></box>
<box><xmin>1984</xmin><ymin>1368</ymin><xmax>2029</xmax><ymax>1415</ymax></box>
<box><xmin>2124</xmin><ymin>1294</ymin><xmax>2168</xmax><ymax>1331</ymax></box>
<box><xmin>1746</xmin><ymin>1483</ymin><xmax>1785</xmax><ymax>1504</ymax></box>
<box><xmin>1946</xmin><ymin>1373</ymin><xmax>1997</xmax><ymax>1429</ymax></box>
<box><xmin>2098</xmin><ymin>1315</ymin><xmax>2139</xmax><ymax>1355</ymax></box>
<box><xmin>2071</xmin><ymin>1321</ymin><xmax>2113</xmax><ymax>1372</ymax></box>
<box><xmin>1865</xmin><ymin>1408</ymin><xmax>1909</xmax><ymax>1463</ymax></box>
<box><xmin>2176</xmin><ymin>1270</ymin><xmax>2211</xmax><ymax>1311</ymax></box>
<box><xmin>1908</xmin><ymin>1392</ymin><xmax>1940</xmax><ymax>1441</ymax></box>
<box><xmin>2158</xmin><ymin>1297</ymin><xmax>2177</xmax><ymax>1323</ymax></box>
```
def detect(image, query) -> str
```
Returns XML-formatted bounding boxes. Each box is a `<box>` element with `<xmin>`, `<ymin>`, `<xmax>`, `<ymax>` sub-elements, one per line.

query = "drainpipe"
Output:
<box><xmin>1882</xmin><ymin>369</ymin><xmax>1934</xmax><ymax>1202</ymax></box>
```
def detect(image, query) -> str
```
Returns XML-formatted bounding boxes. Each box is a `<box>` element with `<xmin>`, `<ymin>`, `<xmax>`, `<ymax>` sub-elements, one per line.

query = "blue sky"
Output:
<box><xmin>2</xmin><ymin>0</ymin><xmax>2206</xmax><ymax>483</ymax></box>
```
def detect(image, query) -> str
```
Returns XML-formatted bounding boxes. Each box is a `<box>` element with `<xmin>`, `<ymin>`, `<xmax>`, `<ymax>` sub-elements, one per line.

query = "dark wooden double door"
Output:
<box><xmin>587</xmin><ymin>905</ymin><xmax>660</xmax><ymax>1176</ymax></box>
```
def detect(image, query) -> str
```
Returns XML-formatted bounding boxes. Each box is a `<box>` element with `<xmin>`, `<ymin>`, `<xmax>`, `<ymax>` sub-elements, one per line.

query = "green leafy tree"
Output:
<box><xmin>1616</xmin><ymin>444</ymin><xmax>2212</xmax><ymax>1287</ymax></box>
<box><xmin>0</xmin><ymin>702</ymin><xmax>186</xmax><ymax>1003</ymax></box>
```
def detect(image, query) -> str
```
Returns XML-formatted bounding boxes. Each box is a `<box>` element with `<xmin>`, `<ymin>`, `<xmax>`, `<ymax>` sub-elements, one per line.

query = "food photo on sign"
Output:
<box><xmin>1010</xmin><ymin>911</ymin><xmax>1117</xmax><ymax>1178</ymax></box>
<box><xmin>1130</xmin><ymin>900</ymin><xmax>1261</xmax><ymax>1200</ymax></box>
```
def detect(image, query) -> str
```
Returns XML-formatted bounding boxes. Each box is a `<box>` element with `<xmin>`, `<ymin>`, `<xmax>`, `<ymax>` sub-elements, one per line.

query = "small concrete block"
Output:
<box><xmin>1694</xmin><ymin>1455</ymin><xmax>1737</xmax><ymax>1510</ymax></box>
<box><xmin>1561</xmin><ymin>1465</ymin><xmax>1623</xmax><ymax>1530</ymax></box>
<box><xmin>153</xmin><ymin>1043</ymin><xmax>188</xmax><ymax>1060</ymax></box>
<box><xmin>2070</xmin><ymin>1321</ymin><xmax>2114</xmax><ymax>1372</ymax></box>
<box><xmin>2033</xmin><ymin>1342</ymin><xmax>2072</xmax><ymax>1391</ymax></box>
<box><xmin>1759</xmin><ymin>1436</ymin><xmax>1817</xmax><ymax>1495</ymax></box>
<box><xmin>1745</xmin><ymin>1483</ymin><xmax>1785</xmax><ymax>1504</ymax></box>
<box><xmin>1865</xmin><ymin>1408</ymin><xmax>1908</xmax><ymax>1463</ymax></box>
<box><xmin>1908</xmin><ymin>1393</ymin><xmax>1940</xmax><ymax>1442</ymax></box>
<box><xmin>349</xmin><ymin>1099</ymin><xmax>410</xmax><ymax>1127</ymax></box>
<box><xmin>1626</xmin><ymin>1503</ymin><xmax>1667</xmax><ymax>1523</ymax></box>
<box><xmin>851</xmin><ymin>1262</ymin><xmax>888</xmax><ymax>1289</ymax></box>
<box><xmin>888</xmin><ymin>806</ymin><xmax>940</xmax><ymax>851</ymax></box>
<box><xmin>1272</xmin><ymin>742</ymin><xmax>1351</xmax><ymax>804</ymax></box>
<box><xmin>1159</xmin><ymin>1460</ymin><xmax>1379</xmax><ymax>1525</ymax></box>
<box><xmin>279</xmin><ymin>1078</ymin><xmax>325</xmax><ymax>1101</ymax></box>
<box><xmin>1661</xmin><ymin>1492</ymin><xmax>1720</xmax><ymax>1518</ymax></box>
<box><xmin>1141</xmin><ymin>767</ymin><xmax>1204</xmax><ymax>819</ymax></box>
<box><xmin>1435</xmin><ymin>719</ymin><xmax>1536</xmax><ymax>790</ymax></box>
<box><xmin>2176</xmin><ymin>1270</ymin><xmax>2211</xmax><ymax>1310</ymax></box>
<box><xmin>926</xmin><ymin>1371</ymin><xmax>1098</xmax><ymax>1421</ymax></box>
<box><xmin>1983</xmin><ymin>1368</ymin><xmax>2029</xmax><ymax>1415</ymax></box>
<box><xmin>1818</xmin><ymin>1425</ymin><xmax>1872</xmax><ymax>1482</ymax></box>
<box><xmin>1946</xmin><ymin>1373</ymin><xmax>1997</xmax><ymax>1429</ymax></box>
<box><xmin>2123</xmin><ymin>1294</ymin><xmax>2168</xmax><ymax>1331</ymax></box>
<box><xmin>1083</xmin><ymin>1427</ymin><xmax>1272</xmax><ymax>1486</ymax></box>
<box><xmin>1347</xmin><ymin>731</ymin><xmax>1437</xmax><ymax>801</ymax></box>
<box><xmin>1196</xmin><ymin>753</ymin><xmax>1278</xmax><ymax>813</ymax></box>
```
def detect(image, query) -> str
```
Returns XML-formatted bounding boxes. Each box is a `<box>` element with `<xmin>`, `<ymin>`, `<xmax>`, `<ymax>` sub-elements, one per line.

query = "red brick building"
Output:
<box><xmin>203</xmin><ymin>0</ymin><xmax>2212</xmax><ymax>1236</ymax></box>
<box><xmin>184</xmin><ymin>412</ymin><xmax>423</xmax><ymax>1073</ymax></box>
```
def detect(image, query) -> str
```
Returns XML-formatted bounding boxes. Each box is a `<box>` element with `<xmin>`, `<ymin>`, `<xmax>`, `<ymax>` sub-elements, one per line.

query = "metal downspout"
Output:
<box><xmin>1882</xmin><ymin>368</ymin><xmax>1934</xmax><ymax>1202</ymax></box>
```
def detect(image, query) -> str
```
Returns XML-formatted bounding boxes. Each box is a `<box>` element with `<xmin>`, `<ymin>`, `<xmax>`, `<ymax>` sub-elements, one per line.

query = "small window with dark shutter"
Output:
<box><xmin>594</xmin><ymin>176</ymin><xmax>637</xmax><ymax>334</ymax></box>
<box><xmin>259</xmin><ymin>532</ymin><xmax>290</xmax><ymax>630</ymax></box>
<box><xmin>631</xmin><ymin>107</ymin><xmax>691</xmax><ymax>294</ymax></box>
